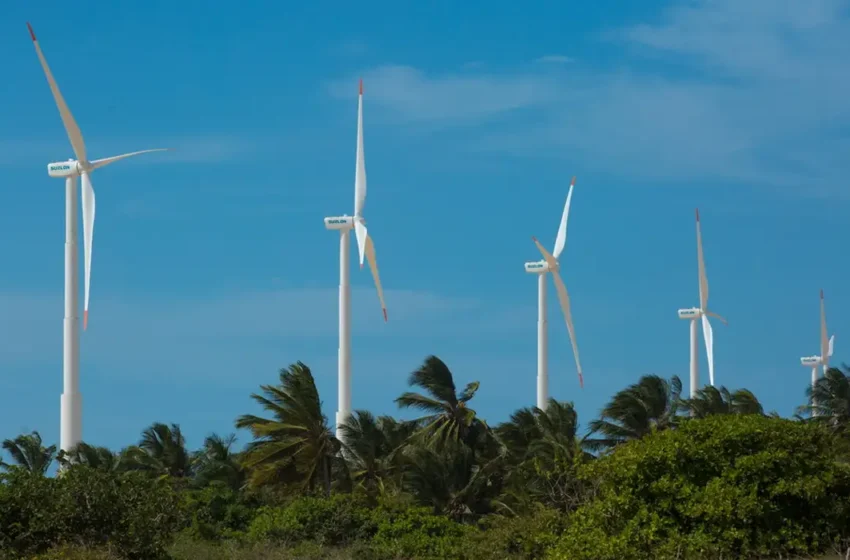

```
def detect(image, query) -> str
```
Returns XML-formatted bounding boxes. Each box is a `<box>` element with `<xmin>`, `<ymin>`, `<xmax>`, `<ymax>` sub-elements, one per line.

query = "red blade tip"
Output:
<box><xmin>383</xmin><ymin>309</ymin><xmax>388</xmax><ymax>322</ymax></box>
<box><xmin>578</xmin><ymin>372</ymin><xmax>584</xmax><ymax>389</ymax></box>
<box><xmin>695</xmin><ymin>208</ymin><xmax>700</xmax><ymax>221</ymax></box>
<box><xmin>570</xmin><ymin>176</ymin><xmax>576</xmax><ymax>186</ymax></box>
<box><xmin>26</xmin><ymin>22</ymin><xmax>36</xmax><ymax>41</ymax></box>
<box><xmin>531</xmin><ymin>236</ymin><xmax>538</xmax><ymax>242</ymax></box>
<box><xmin>820</xmin><ymin>289</ymin><xmax>824</xmax><ymax>299</ymax></box>
<box><xmin>83</xmin><ymin>310</ymin><xmax>88</xmax><ymax>330</ymax></box>
<box><xmin>359</xmin><ymin>78</ymin><xmax>363</xmax><ymax>95</ymax></box>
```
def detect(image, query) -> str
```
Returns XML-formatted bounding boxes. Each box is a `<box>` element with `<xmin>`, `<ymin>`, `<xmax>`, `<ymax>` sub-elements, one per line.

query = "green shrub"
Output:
<box><xmin>184</xmin><ymin>481</ymin><xmax>257</xmax><ymax>540</ymax></box>
<box><xmin>369</xmin><ymin>504</ymin><xmax>476</xmax><ymax>560</ymax></box>
<box><xmin>247</xmin><ymin>493</ymin><xmax>375</xmax><ymax>546</ymax></box>
<box><xmin>549</xmin><ymin>415</ymin><xmax>850</xmax><ymax>560</ymax></box>
<box><xmin>470</xmin><ymin>507</ymin><xmax>568</xmax><ymax>559</ymax></box>
<box><xmin>0</xmin><ymin>467</ymin><xmax>183</xmax><ymax>560</ymax></box>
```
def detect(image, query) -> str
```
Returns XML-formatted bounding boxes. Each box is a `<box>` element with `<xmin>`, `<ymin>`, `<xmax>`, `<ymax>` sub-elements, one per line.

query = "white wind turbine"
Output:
<box><xmin>323</xmin><ymin>79</ymin><xmax>388</xmax><ymax>443</ymax></box>
<box><xmin>677</xmin><ymin>209</ymin><xmax>727</xmax><ymax>398</ymax></box>
<box><xmin>526</xmin><ymin>176</ymin><xmax>583</xmax><ymax>410</ymax></box>
<box><xmin>800</xmin><ymin>289</ymin><xmax>835</xmax><ymax>415</ymax></box>
<box><xmin>27</xmin><ymin>23</ymin><xmax>168</xmax><ymax>454</ymax></box>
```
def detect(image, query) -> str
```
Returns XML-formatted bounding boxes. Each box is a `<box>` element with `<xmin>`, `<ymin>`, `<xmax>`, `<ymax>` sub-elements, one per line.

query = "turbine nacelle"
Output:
<box><xmin>524</xmin><ymin>260</ymin><xmax>550</xmax><ymax>274</ymax></box>
<box><xmin>801</xmin><ymin>356</ymin><xmax>822</xmax><ymax>367</ymax></box>
<box><xmin>324</xmin><ymin>216</ymin><xmax>355</xmax><ymax>231</ymax></box>
<box><xmin>47</xmin><ymin>160</ymin><xmax>82</xmax><ymax>178</ymax></box>
<box><xmin>678</xmin><ymin>307</ymin><xmax>702</xmax><ymax>320</ymax></box>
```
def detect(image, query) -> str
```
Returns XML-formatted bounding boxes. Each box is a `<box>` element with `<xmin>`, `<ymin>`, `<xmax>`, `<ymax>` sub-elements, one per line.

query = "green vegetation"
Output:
<box><xmin>2</xmin><ymin>357</ymin><xmax>850</xmax><ymax>559</ymax></box>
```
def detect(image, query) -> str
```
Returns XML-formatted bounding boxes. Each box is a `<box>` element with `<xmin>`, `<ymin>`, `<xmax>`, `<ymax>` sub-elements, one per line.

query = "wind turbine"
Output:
<box><xmin>677</xmin><ymin>209</ymin><xmax>727</xmax><ymax>399</ymax></box>
<box><xmin>27</xmin><ymin>23</ymin><xmax>168</xmax><ymax>454</ymax></box>
<box><xmin>800</xmin><ymin>289</ymin><xmax>835</xmax><ymax>415</ymax></box>
<box><xmin>526</xmin><ymin>176</ymin><xmax>583</xmax><ymax>410</ymax></box>
<box><xmin>323</xmin><ymin>79</ymin><xmax>387</xmax><ymax>443</ymax></box>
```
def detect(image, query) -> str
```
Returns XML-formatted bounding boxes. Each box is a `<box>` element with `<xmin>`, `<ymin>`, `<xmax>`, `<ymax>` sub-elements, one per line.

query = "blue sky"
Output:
<box><xmin>0</xmin><ymin>0</ymin><xmax>848</xmax><ymax>455</ymax></box>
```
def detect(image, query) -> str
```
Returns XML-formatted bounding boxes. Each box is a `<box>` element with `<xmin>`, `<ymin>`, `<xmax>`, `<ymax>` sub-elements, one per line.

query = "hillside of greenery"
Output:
<box><xmin>2</xmin><ymin>356</ymin><xmax>850</xmax><ymax>560</ymax></box>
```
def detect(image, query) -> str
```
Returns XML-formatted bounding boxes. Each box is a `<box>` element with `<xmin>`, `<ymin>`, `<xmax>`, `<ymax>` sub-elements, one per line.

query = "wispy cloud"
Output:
<box><xmin>0</xmin><ymin>288</ymin><xmax>529</xmax><ymax>380</ymax></box>
<box><xmin>328</xmin><ymin>65</ymin><xmax>559</xmax><ymax>123</ymax></box>
<box><xmin>333</xmin><ymin>0</ymin><xmax>850</xmax><ymax>195</ymax></box>
<box><xmin>535</xmin><ymin>55</ymin><xmax>573</xmax><ymax>64</ymax></box>
<box><xmin>0</xmin><ymin>135</ymin><xmax>256</xmax><ymax>168</ymax></box>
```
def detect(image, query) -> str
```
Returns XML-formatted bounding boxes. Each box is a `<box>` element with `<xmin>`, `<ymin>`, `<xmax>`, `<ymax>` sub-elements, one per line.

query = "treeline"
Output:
<box><xmin>1</xmin><ymin>356</ymin><xmax>850</xmax><ymax>560</ymax></box>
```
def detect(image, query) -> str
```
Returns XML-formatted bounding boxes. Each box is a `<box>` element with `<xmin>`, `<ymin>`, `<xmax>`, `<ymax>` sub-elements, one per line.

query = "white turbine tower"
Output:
<box><xmin>677</xmin><ymin>209</ymin><xmax>727</xmax><ymax>399</ymax></box>
<box><xmin>801</xmin><ymin>289</ymin><xmax>835</xmax><ymax>415</ymax></box>
<box><xmin>27</xmin><ymin>23</ymin><xmax>168</xmax><ymax>454</ymax></box>
<box><xmin>526</xmin><ymin>176</ymin><xmax>583</xmax><ymax>410</ymax></box>
<box><xmin>324</xmin><ymin>79</ymin><xmax>388</xmax><ymax>443</ymax></box>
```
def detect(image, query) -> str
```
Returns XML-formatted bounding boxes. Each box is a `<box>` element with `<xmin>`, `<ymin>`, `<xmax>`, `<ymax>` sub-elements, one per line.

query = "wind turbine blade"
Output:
<box><xmin>531</xmin><ymin>237</ymin><xmax>558</xmax><ymax>269</ymax></box>
<box><xmin>551</xmin><ymin>270</ymin><xmax>583</xmax><ymax>388</ymax></box>
<box><xmin>552</xmin><ymin>176</ymin><xmax>576</xmax><ymax>259</ymax></box>
<box><xmin>701</xmin><ymin>314</ymin><xmax>714</xmax><ymax>386</ymax></box>
<box><xmin>705</xmin><ymin>310</ymin><xmax>728</xmax><ymax>325</ymax></box>
<box><xmin>828</xmin><ymin>335</ymin><xmax>835</xmax><ymax>358</ymax></box>
<box><xmin>696</xmin><ymin>209</ymin><xmax>709</xmax><ymax>311</ymax></box>
<box><xmin>364</xmin><ymin>236</ymin><xmax>388</xmax><ymax>322</ymax></box>
<box><xmin>354</xmin><ymin>79</ymin><xmax>367</xmax><ymax>217</ymax></box>
<box><xmin>354</xmin><ymin>221</ymin><xmax>367</xmax><ymax>268</ymax></box>
<box><xmin>27</xmin><ymin>23</ymin><xmax>87</xmax><ymax>163</ymax></box>
<box><xmin>820</xmin><ymin>289</ymin><xmax>830</xmax><ymax>360</ymax></box>
<box><xmin>90</xmin><ymin>149</ymin><xmax>170</xmax><ymax>171</ymax></box>
<box><xmin>81</xmin><ymin>172</ymin><xmax>96</xmax><ymax>330</ymax></box>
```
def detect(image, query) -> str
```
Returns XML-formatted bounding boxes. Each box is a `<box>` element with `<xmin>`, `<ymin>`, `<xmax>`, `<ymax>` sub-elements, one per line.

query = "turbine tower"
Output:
<box><xmin>677</xmin><ymin>209</ymin><xmax>727</xmax><ymax>399</ymax></box>
<box><xmin>800</xmin><ymin>289</ymin><xmax>835</xmax><ymax>415</ymax></box>
<box><xmin>27</xmin><ymin>23</ymin><xmax>168</xmax><ymax>454</ymax></box>
<box><xmin>324</xmin><ymin>80</ymin><xmax>387</xmax><ymax>443</ymax></box>
<box><xmin>526</xmin><ymin>176</ymin><xmax>583</xmax><ymax>410</ymax></box>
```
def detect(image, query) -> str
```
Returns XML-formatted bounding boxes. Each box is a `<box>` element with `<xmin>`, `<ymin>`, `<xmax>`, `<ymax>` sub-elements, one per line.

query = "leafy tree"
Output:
<box><xmin>235</xmin><ymin>362</ymin><xmax>339</xmax><ymax>494</ymax></box>
<box><xmin>551</xmin><ymin>414</ymin><xmax>850</xmax><ymax>560</ymax></box>
<box><xmin>395</xmin><ymin>355</ymin><xmax>487</xmax><ymax>450</ymax></box>
<box><xmin>586</xmin><ymin>375</ymin><xmax>682</xmax><ymax>450</ymax></box>
<box><xmin>1</xmin><ymin>431</ymin><xmax>55</xmax><ymax>475</ymax></box>
<box><xmin>679</xmin><ymin>385</ymin><xmax>764</xmax><ymax>418</ymax></box>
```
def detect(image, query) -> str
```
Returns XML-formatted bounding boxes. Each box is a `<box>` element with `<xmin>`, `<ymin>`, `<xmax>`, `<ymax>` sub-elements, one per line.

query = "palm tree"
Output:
<box><xmin>339</xmin><ymin>411</ymin><xmax>415</xmax><ymax>496</ymax></box>
<box><xmin>799</xmin><ymin>366</ymin><xmax>850</xmax><ymax>431</ymax></box>
<box><xmin>401</xmin><ymin>438</ymin><xmax>504</xmax><ymax>520</ymax></box>
<box><xmin>192</xmin><ymin>433</ymin><xmax>245</xmax><ymax>490</ymax></box>
<box><xmin>395</xmin><ymin>355</ymin><xmax>487</xmax><ymax>450</ymax></box>
<box><xmin>496</xmin><ymin>399</ymin><xmax>590</xmax><ymax>513</ymax></box>
<box><xmin>499</xmin><ymin>399</ymin><xmax>587</xmax><ymax>467</ymax></box>
<box><xmin>586</xmin><ymin>375</ymin><xmax>682</xmax><ymax>450</ymax></box>
<box><xmin>56</xmin><ymin>442</ymin><xmax>123</xmax><ymax>472</ymax></box>
<box><xmin>1</xmin><ymin>431</ymin><xmax>56</xmax><ymax>475</ymax></box>
<box><xmin>124</xmin><ymin>422</ymin><xmax>193</xmax><ymax>478</ymax></box>
<box><xmin>235</xmin><ymin>362</ymin><xmax>338</xmax><ymax>494</ymax></box>
<box><xmin>679</xmin><ymin>385</ymin><xmax>764</xmax><ymax>418</ymax></box>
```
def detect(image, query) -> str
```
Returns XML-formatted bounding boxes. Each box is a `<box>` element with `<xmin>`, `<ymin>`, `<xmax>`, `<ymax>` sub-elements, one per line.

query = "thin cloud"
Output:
<box><xmin>328</xmin><ymin>65</ymin><xmax>559</xmax><ymax>123</ymax></box>
<box><xmin>0</xmin><ymin>288</ymin><xmax>527</xmax><ymax>379</ymax></box>
<box><xmin>330</xmin><ymin>0</ymin><xmax>850</xmax><ymax>195</ymax></box>
<box><xmin>535</xmin><ymin>55</ymin><xmax>573</xmax><ymax>64</ymax></box>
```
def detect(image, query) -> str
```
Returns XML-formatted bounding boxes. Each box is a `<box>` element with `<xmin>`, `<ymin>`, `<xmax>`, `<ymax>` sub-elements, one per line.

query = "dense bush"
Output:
<box><xmin>247</xmin><ymin>493</ymin><xmax>375</xmax><ymax>546</ymax></box>
<box><xmin>550</xmin><ymin>414</ymin><xmax>850</xmax><ymax>560</ymax></box>
<box><xmin>0</xmin><ymin>467</ymin><xmax>183</xmax><ymax>559</ymax></box>
<box><xmin>4</xmin><ymin>362</ymin><xmax>850</xmax><ymax>559</ymax></box>
<box><xmin>183</xmin><ymin>481</ymin><xmax>258</xmax><ymax>540</ymax></box>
